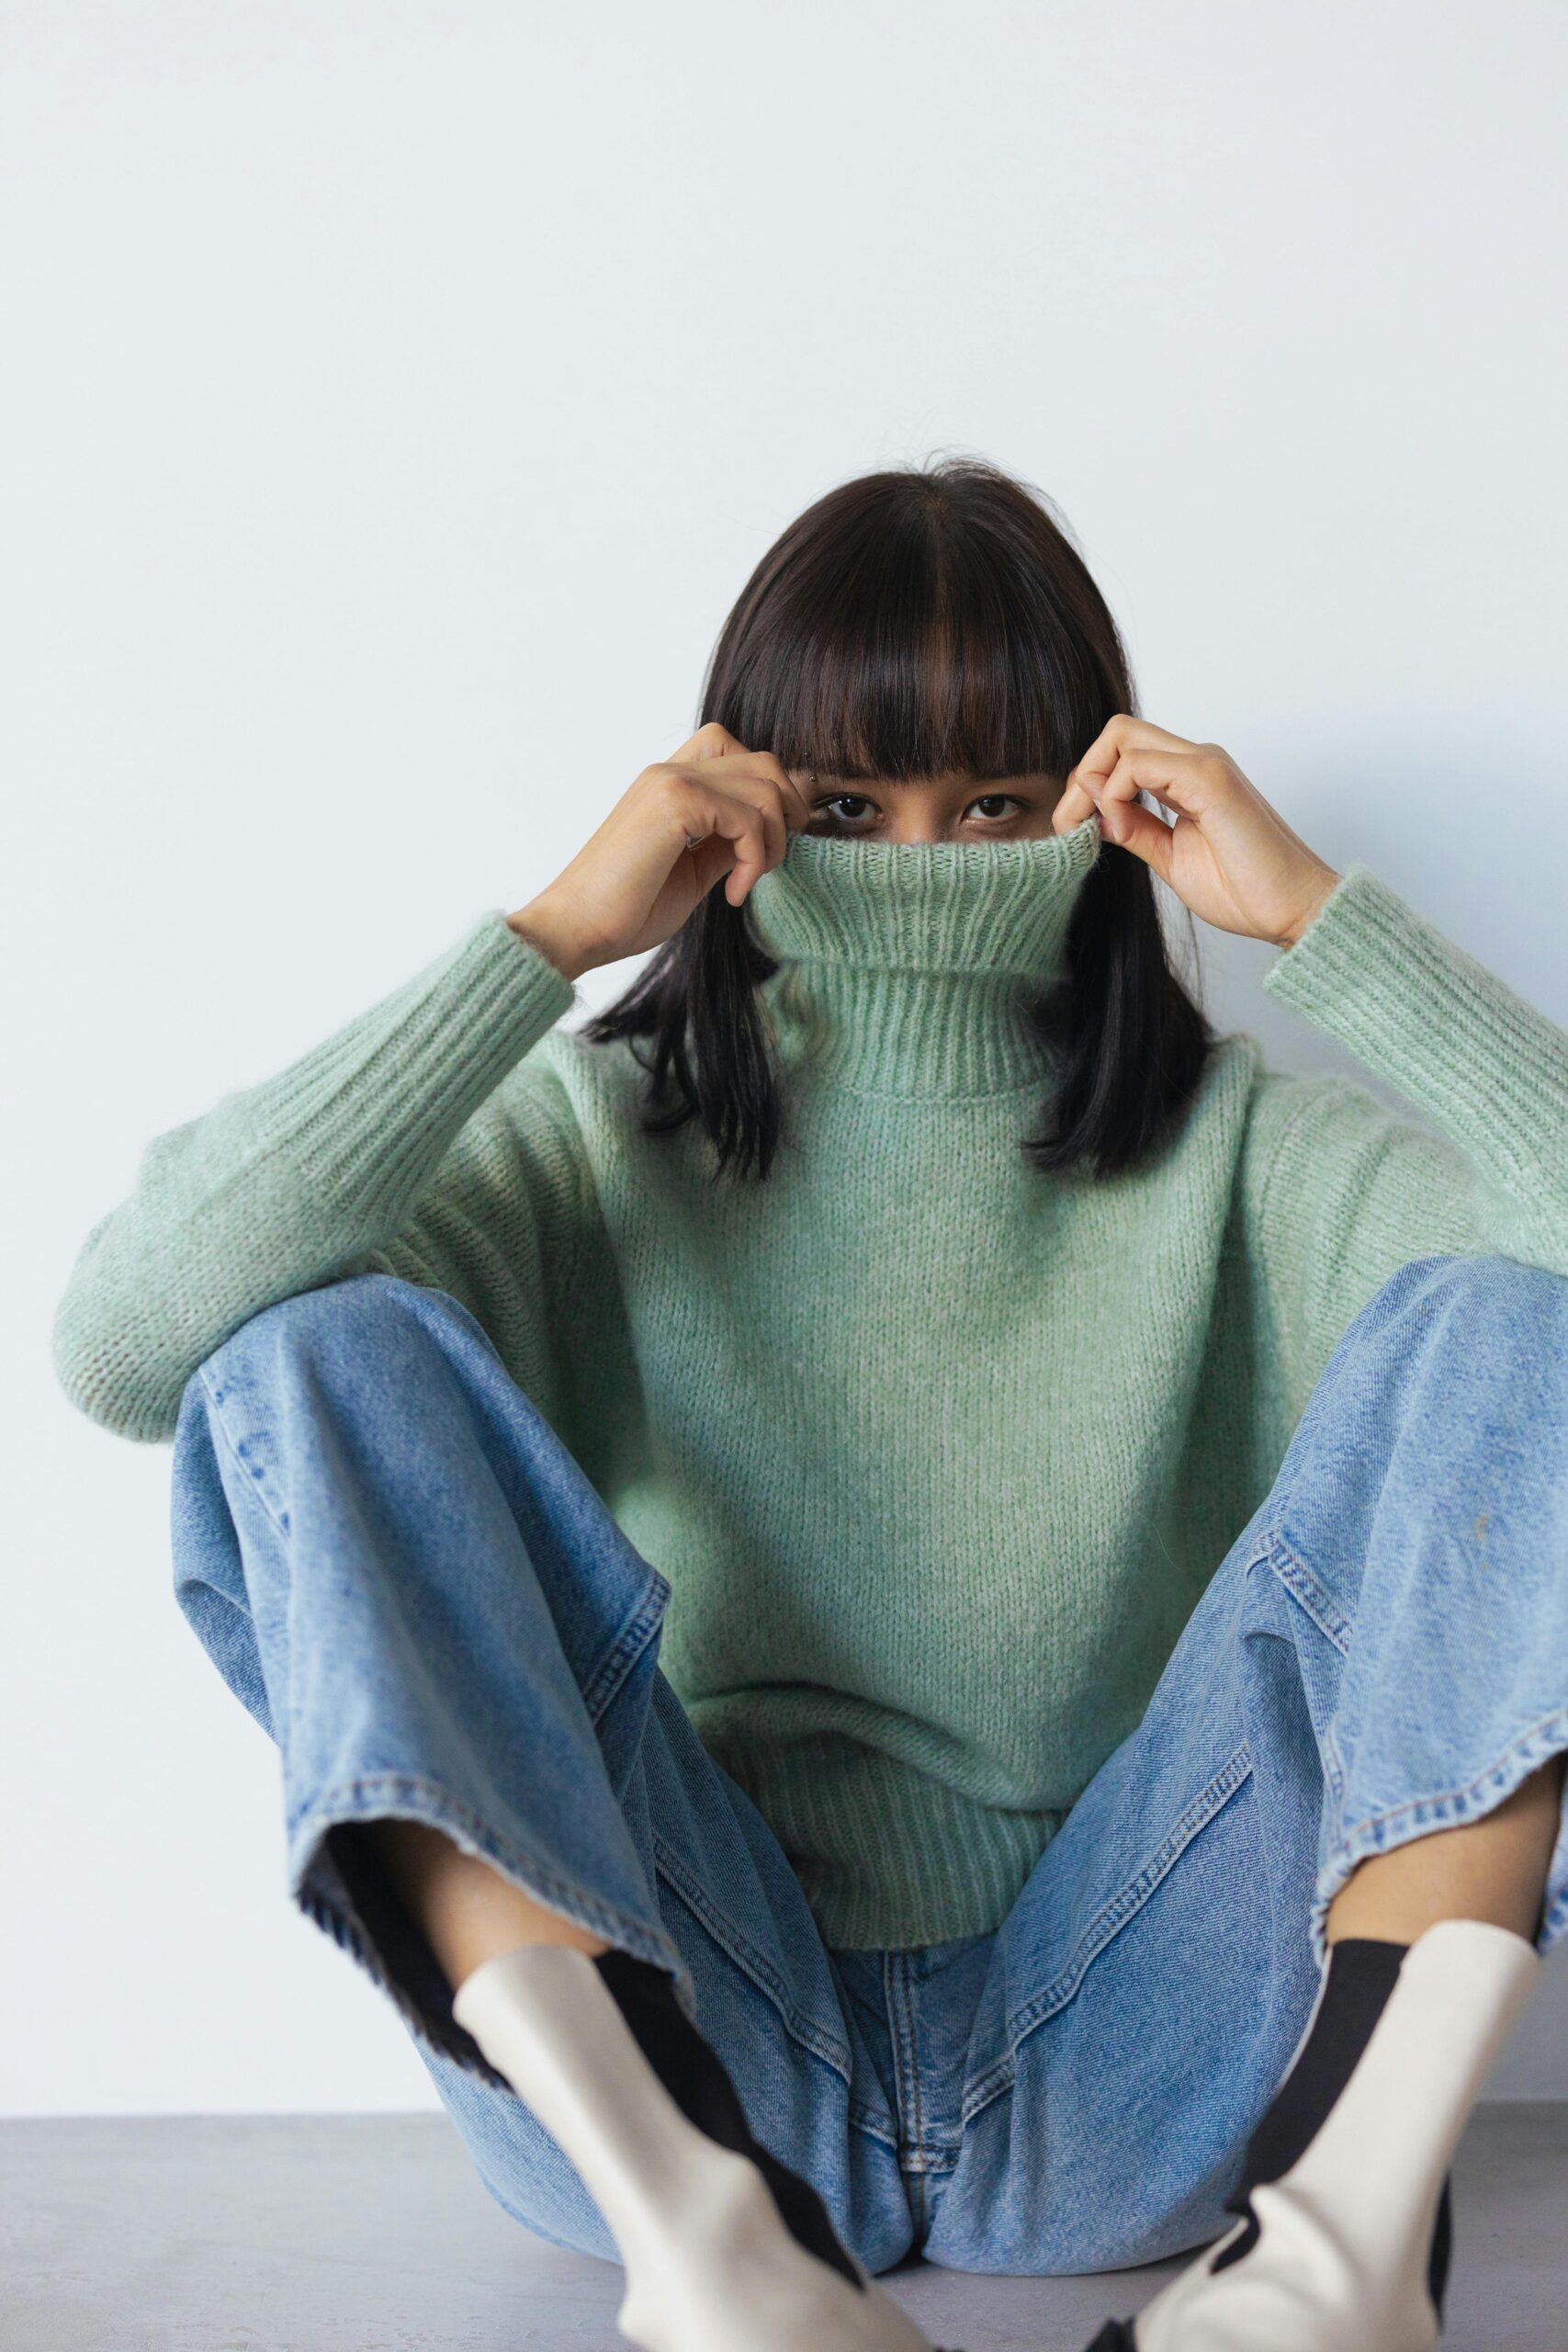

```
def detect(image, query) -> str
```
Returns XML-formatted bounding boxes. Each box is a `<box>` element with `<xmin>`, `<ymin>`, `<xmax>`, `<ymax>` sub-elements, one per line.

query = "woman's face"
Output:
<box><xmin>785</xmin><ymin>769</ymin><xmax>1067</xmax><ymax>843</ymax></box>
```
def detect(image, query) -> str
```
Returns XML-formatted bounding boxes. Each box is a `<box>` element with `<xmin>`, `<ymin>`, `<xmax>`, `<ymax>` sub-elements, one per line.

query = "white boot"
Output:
<box><xmin>452</xmin><ymin>1940</ymin><xmax>944</xmax><ymax>2352</ymax></box>
<box><xmin>1084</xmin><ymin>1917</ymin><xmax>1541</xmax><ymax>2351</ymax></box>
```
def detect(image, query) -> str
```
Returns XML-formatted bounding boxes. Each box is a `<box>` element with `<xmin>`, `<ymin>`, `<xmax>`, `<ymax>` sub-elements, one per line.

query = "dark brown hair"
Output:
<box><xmin>582</xmin><ymin>456</ymin><xmax>1215</xmax><ymax>1179</ymax></box>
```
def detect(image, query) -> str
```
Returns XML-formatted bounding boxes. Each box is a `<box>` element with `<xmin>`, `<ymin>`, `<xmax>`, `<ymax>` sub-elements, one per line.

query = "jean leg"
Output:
<box><xmin>1254</xmin><ymin>1249</ymin><xmax>1568</xmax><ymax>1959</ymax></box>
<box><xmin>170</xmin><ymin>1272</ymin><xmax>912</xmax><ymax>2270</ymax></box>
<box><xmin>919</xmin><ymin>1250</ymin><xmax>1568</xmax><ymax>2276</ymax></box>
<box><xmin>172</xmin><ymin>1270</ymin><xmax>691</xmax><ymax>2079</ymax></box>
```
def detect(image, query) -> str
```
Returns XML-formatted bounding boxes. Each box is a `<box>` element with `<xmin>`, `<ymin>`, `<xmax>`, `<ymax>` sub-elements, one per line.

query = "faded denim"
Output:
<box><xmin>169</xmin><ymin>1250</ymin><xmax>1568</xmax><ymax>2277</ymax></box>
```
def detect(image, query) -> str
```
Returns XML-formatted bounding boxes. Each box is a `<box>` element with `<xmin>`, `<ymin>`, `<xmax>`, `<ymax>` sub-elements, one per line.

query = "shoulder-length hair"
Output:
<box><xmin>581</xmin><ymin>456</ymin><xmax>1215</xmax><ymax>1181</ymax></box>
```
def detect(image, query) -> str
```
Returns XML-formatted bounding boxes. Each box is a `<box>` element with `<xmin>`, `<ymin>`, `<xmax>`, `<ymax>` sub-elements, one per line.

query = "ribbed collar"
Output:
<box><xmin>745</xmin><ymin>811</ymin><xmax>1103</xmax><ymax>1096</ymax></box>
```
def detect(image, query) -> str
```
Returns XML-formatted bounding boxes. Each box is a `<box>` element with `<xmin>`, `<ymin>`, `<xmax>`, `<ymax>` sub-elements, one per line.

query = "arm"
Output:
<box><xmin>1240</xmin><ymin>860</ymin><xmax>1568</xmax><ymax>1423</ymax></box>
<box><xmin>56</xmin><ymin>725</ymin><xmax>826</xmax><ymax>1443</ymax></box>
<box><xmin>52</xmin><ymin>911</ymin><xmax>581</xmax><ymax>1443</ymax></box>
<box><xmin>1045</xmin><ymin>713</ymin><xmax>1568</xmax><ymax>1427</ymax></box>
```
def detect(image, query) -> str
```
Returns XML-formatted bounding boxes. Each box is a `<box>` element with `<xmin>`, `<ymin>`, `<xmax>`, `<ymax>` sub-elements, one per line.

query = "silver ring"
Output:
<box><xmin>684</xmin><ymin>832</ymin><xmax>702</xmax><ymax>849</ymax></box>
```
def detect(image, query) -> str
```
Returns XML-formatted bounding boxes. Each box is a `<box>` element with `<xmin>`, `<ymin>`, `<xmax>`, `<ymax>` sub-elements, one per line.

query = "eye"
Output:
<box><xmin>811</xmin><ymin>793</ymin><xmax>880</xmax><ymax>831</ymax></box>
<box><xmin>965</xmin><ymin>794</ymin><xmax>1023</xmax><ymax>824</ymax></box>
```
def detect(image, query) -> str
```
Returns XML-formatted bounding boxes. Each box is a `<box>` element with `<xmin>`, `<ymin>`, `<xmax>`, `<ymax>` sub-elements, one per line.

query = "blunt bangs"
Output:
<box><xmin>701</xmin><ymin>461</ymin><xmax>1123</xmax><ymax>784</ymax></box>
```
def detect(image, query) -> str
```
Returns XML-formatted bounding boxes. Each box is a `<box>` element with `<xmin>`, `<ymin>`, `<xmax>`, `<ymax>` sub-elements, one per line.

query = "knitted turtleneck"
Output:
<box><xmin>54</xmin><ymin>820</ymin><xmax>1568</xmax><ymax>1948</ymax></box>
<box><xmin>746</xmin><ymin>813</ymin><xmax>1101</xmax><ymax>1096</ymax></box>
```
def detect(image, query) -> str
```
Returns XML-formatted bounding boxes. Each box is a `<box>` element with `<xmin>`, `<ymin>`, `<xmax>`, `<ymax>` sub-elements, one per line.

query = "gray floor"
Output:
<box><xmin>3</xmin><ymin>2104</ymin><xmax>1564</xmax><ymax>2351</ymax></box>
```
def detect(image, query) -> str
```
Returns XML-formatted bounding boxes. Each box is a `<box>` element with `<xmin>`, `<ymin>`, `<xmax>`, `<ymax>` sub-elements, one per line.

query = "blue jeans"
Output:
<box><xmin>169</xmin><ymin>1251</ymin><xmax>1568</xmax><ymax>2278</ymax></box>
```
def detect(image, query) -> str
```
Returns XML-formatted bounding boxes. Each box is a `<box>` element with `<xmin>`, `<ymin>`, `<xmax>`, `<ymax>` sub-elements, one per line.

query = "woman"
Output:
<box><xmin>54</xmin><ymin>458</ymin><xmax>1568</xmax><ymax>2352</ymax></box>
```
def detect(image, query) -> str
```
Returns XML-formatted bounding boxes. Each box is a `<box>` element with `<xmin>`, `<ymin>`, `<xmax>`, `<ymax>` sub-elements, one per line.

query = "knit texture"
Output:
<box><xmin>53</xmin><ymin>814</ymin><xmax>1568</xmax><ymax>1948</ymax></box>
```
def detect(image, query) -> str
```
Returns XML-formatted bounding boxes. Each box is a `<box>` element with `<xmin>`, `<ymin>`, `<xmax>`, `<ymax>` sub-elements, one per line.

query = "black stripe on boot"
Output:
<box><xmin>1209</xmin><ymin>1940</ymin><xmax>1451</xmax><ymax>2298</ymax></box>
<box><xmin>592</xmin><ymin>1946</ymin><xmax>866</xmax><ymax>2293</ymax></box>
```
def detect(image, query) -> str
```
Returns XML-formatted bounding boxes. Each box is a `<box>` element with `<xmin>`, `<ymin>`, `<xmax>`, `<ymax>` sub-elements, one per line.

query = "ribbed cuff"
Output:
<box><xmin>285</xmin><ymin>910</ymin><xmax>576</xmax><ymax>1224</ymax></box>
<box><xmin>1261</xmin><ymin>862</ymin><xmax>1568</xmax><ymax>1202</ymax></box>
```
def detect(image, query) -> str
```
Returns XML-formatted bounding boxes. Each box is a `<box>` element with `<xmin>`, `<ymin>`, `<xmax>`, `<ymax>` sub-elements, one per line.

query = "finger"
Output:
<box><xmin>743</xmin><ymin>749</ymin><xmax>814</xmax><ymax>831</ymax></box>
<box><xmin>1052</xmin><ymin>777</ymin><xmax>1100</xmax><ymax>832</ymax></box>
<box><xmin>667</xmin><ymin>719</ymin><xmax>746</xmax><ymax>765</ymax></box>
<box><xmin>720</xmin><ymin>802</ymin><xmax>773</xmax><ymax>904</ymax></box>
<box><xmin>687</xmin><ymin>775</ymin><xmax>789</xmax><ymax>872</ymax></box>
<box><xmin>1096</xmin><ymin>745</ymin><xmax>1220</xmax><ymax>822</ymax></box>
<box><xmin>680</xmin><ymin>786</ymin><xmax>773</xmax><ymax>904</ymax></box>
<box><xmin>1070</xmin><ymin>713</ymin><xmax>1203</xmax><ymax>793</ymax></box>
<box><xmin>732</xmin><ymin>781</ymin><xmax>787</xmax><ymax>873</ymax></box>
<box><xmin>687</xmin><ymin>754</ymin><xmax>813</xmax><ymax>842</ymax></box>
<box><xmin>1089</xmin><ymin>779</ymin><xmax>1176</xmax><ymax>878</ymax></box>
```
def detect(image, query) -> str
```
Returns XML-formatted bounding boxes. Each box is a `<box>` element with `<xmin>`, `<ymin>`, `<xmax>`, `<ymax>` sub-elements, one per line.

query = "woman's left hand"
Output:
<box><xmin>1052</xmin><ymin>716</ymin><xmax>1341</xmax><ymax>948</ymax></box>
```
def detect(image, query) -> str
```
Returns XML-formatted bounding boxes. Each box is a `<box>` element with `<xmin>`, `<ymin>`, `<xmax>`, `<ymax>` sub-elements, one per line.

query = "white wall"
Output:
<box><xmin>4</xmin><ymin>0</ymin><xmax>1565</xmax><ymax>2118</ymax></box>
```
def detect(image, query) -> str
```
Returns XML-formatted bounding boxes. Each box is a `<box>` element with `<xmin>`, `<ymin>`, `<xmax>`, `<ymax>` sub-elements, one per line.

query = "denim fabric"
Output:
<box><xmin>169</xmin><ymin>1251</ymin><xmax>1568</xmax><ymax>2278</ymax></box>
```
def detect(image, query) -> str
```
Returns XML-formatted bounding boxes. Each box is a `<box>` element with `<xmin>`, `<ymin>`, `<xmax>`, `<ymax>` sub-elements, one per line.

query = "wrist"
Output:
<box><xmin>505</xmin><ymin>896</ymin><xmax>594</xmax><ymax>984</ymax></box>
<box><xmin>1272</xmin><ymin>864</ymin><xmax>1341</xmax><ymax>951</ymax></box>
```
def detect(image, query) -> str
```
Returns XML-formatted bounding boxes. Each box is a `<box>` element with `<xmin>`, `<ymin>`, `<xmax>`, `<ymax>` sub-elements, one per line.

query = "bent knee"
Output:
<box><xmin>201</xmin><ymin>1270</ymin><xmax>462</xmax><ymax>1385</ymax></box>
<box><xmin>1335</xmin><ymin>1254</ymin><xmax>1568</xmax><ymax>1421</ymax></box>
<box><xmin>1395</xmin><ymin>1250</ymin><xmax>1568</xmax><ymax>1337</ymax></box>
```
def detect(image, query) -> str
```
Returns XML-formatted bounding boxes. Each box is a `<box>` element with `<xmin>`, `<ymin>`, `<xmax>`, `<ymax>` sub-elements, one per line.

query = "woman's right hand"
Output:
<box><xmin>506</xmin><ymin>723</ymin><xmax>814</xmax><ymax>981</ymax></box>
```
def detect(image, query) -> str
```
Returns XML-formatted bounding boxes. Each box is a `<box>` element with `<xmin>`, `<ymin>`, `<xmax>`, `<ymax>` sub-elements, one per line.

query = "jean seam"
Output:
<box><xmin>199</xmin><ymin>1369</ymin><xmax>292</xmax><ymax>1544</ymax></box>
<box><xmin>1263</xmin><ymin>1526</ymin><xmax>1352</xmax><ymax>1655</ymax></box>
<box><xmin>581</xmin><ymin>1566</ymin><xmax>672</xmax><ymax>1727</ymax></box>
<box><xmin>902</xmin><ymin>1956</ymin><xmax>930</xmax><ymax>2238</ymax></box>
<box><xmin>877</xmin><ymin>1954</ymin><xmax>957</xmax><ymax>2189</ymax></box>
<box><xmin>199</xmin><ymin>1381</ymin><xmax>317</xmax><ymax>1748</ymax></box>
<box><xmin>651</xmin><ymin>1832</ymin><xmax>855</xmax><ymax>2085</ymax></box>
<box><xmin>1314</xmin><ymin>1706</ymin><xmax>1568</xmax><ymax>1956</ymax></box>
<box><xmin>884</xmin><ymin>1954</ymin><xmax>922</xmax><ymax>2231</ymax></box>
<box><xmin>843</xmin><ymin>2096</ymin><xmax>902</xmax><ymax>2151</ymax></box>
<box><xmin>1320</xmin><ymin>1713</ymin><xmax>1347</xmax><ymax>1806</ymax></box>
<box><xmin>959</xmin><ymin>1742</ymin><xmax>1255</xmax><ymax>2127</ymax></box>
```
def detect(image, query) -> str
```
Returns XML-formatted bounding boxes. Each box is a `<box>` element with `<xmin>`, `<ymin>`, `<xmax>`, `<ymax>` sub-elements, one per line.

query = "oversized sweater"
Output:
<box><xmin>52</xmin><ymin>811</ymin><xmax>1568</xmax><ymax>1948</ymax></box>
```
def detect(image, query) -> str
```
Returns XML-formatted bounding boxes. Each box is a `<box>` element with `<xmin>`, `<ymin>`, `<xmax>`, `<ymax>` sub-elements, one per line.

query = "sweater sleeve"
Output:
<box><xmin>1237</xmin><ymin>860</ymin><xmax>1568</xmax><ymax>1426</ymax></box>
<box><xmin>53</xmin><ymin>910</ymin><xmax>583</xmax><ymax>1444</ymax></box>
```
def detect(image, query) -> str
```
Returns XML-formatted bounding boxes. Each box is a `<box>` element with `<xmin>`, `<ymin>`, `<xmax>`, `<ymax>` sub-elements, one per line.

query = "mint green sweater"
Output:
<box><xmin>53</xmin><ymin>814</ymin><xmax>1568</xmax><ymax>1948</ymax></box>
